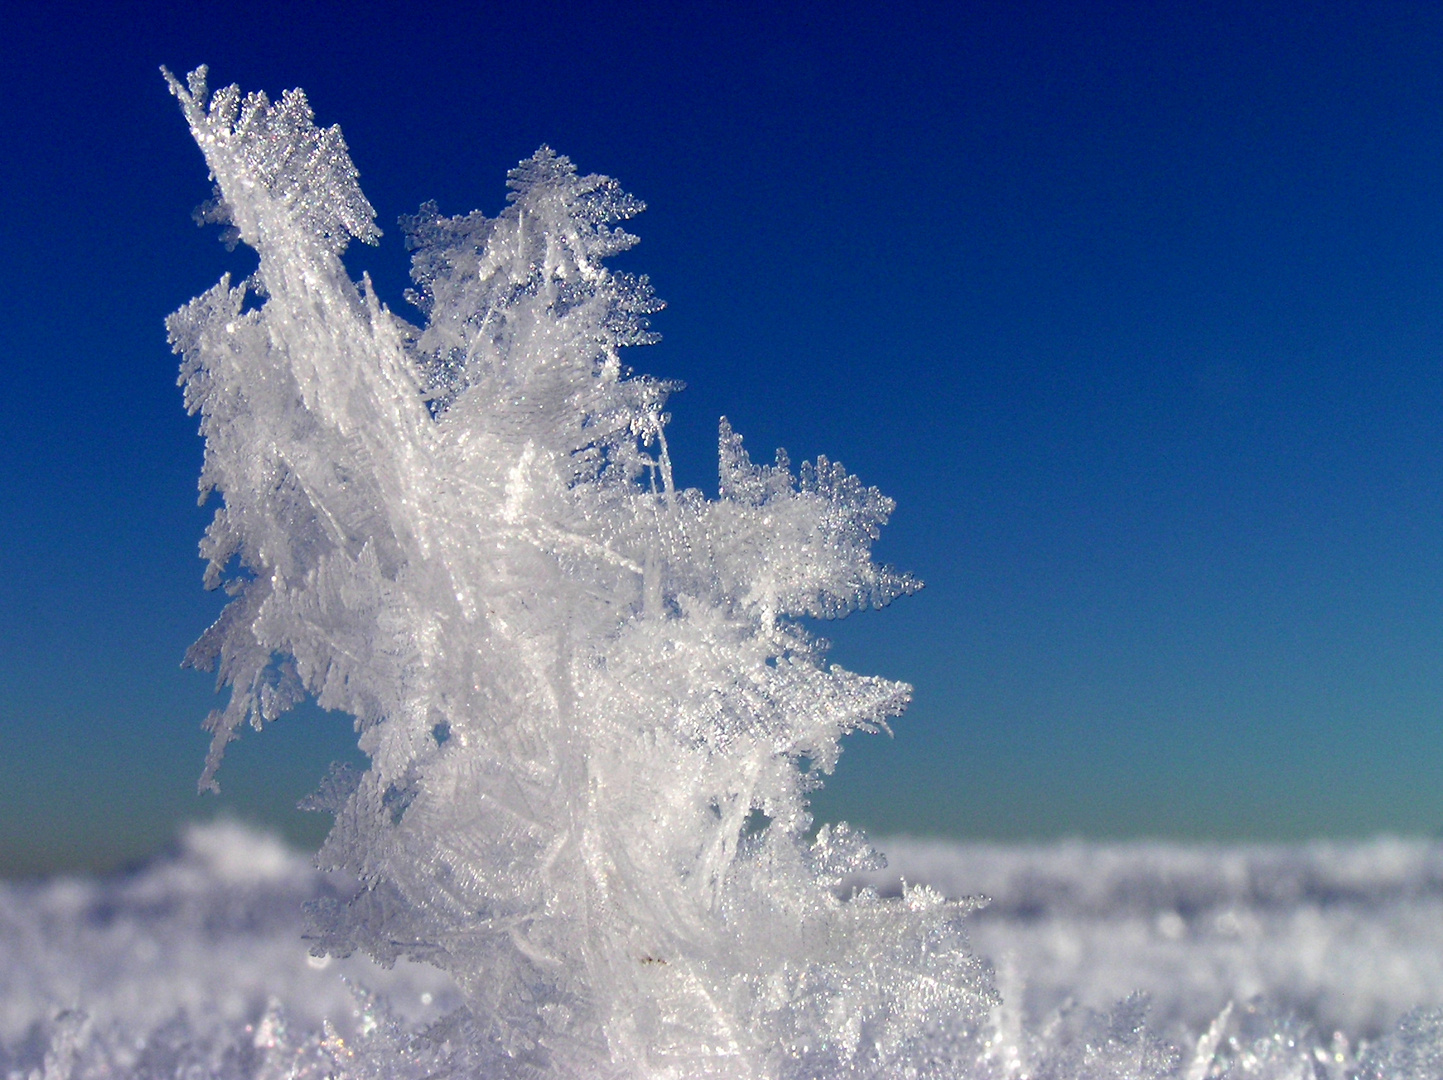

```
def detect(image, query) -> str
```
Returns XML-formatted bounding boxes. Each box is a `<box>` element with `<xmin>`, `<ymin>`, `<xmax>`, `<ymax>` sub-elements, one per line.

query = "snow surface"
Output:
<box><xmin>4</xmin><ymin>822</ymin><xmax>1443</xmax><ymax>1078</ymax></box>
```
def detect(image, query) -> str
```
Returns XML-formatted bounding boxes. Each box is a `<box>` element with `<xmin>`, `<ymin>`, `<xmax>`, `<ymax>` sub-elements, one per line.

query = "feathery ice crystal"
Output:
<box><xmin>164</xmin><ymin>66</ymin><xmax>991</xmax><ymax>1077</ymax></box>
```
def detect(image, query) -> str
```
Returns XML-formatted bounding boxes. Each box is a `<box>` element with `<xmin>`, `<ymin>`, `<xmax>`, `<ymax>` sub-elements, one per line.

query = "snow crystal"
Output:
<box><xmin>158</xmin><ymin>65</ymin><xmax>972</xmax><ymax>1077</ymax></box>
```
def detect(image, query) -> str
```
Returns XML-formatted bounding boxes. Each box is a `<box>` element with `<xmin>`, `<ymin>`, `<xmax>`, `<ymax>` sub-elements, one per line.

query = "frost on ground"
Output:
<box><xmin>867</xmin><ymin>838</ymin><xmax>1443</xmax><ymax>1052</ymax></box>
<box><xmin>3</xmin><ymin>823</ymin><xmax>1443</xmax><ymax>1079</ymax></box>
<box><xmin>35</xmin><ymin>65</ymin><xmax>1432</xmax><ymax>1077</ymax></box>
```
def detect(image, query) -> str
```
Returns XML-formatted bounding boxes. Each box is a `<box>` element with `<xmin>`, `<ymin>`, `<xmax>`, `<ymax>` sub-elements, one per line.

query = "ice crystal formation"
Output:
<box><xmin>163</xmin><ymin>66</ymin><xmax>990</xmax><ymax>1077</ymax></box>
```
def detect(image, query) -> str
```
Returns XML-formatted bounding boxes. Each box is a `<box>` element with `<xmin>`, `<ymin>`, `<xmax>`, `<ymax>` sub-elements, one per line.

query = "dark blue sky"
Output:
<box><xmin>5</xmin><ymin>2</ymin><xmax>1443</xmax><ymax>874</ymax></box>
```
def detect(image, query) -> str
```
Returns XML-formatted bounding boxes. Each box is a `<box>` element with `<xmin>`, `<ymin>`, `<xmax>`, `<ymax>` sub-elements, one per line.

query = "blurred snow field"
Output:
<box><xmin>3</xmin><ymin>822</ymin><xmax>1442</xmax><ymax>1078</ymax></box>
<box><xmin>867</xmin><ymin>835</ymin><xmax>1443</xmax><ymax>1044</ymax></box>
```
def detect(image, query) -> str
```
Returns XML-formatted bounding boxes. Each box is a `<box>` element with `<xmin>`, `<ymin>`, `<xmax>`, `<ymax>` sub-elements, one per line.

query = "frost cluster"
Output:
<box><xmin>160</xmin><ymin>66</ymin><xmax>985</xmax><ymax>1078</ymax></box>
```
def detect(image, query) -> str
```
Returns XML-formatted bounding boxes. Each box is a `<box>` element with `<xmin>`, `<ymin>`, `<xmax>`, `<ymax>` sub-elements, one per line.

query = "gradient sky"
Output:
<box><xmin>5</xmin><ymin>2</ymin><xmax>1443</xmax><ymax>874</ymax></box>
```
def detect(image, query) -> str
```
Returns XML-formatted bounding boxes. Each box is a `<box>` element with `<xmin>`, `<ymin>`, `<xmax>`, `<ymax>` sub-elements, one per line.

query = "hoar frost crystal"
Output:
<box><xmin>164</xmin><ymin>66</ymin><xmax>992</xmax><ymax>1077</ymax></box>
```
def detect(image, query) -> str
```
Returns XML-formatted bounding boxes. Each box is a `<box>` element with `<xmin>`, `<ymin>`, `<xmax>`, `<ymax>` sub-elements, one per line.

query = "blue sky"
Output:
<box><xmin>5</xmin><ymin>2</ymin><xmax>1443</xmax><ymax>874</ymax></box>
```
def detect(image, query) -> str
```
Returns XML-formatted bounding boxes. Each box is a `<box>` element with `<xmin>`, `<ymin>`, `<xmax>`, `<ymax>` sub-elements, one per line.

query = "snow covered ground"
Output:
<box><xmin>3</xmin><ymin>821</ymin><xmax>1442</xmax><ymax>1078</ymax></box>
<box><xmin>862</xmin><ymin>836</ymin><xmax>1443</xmax><ymax>1047</ymax></box>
